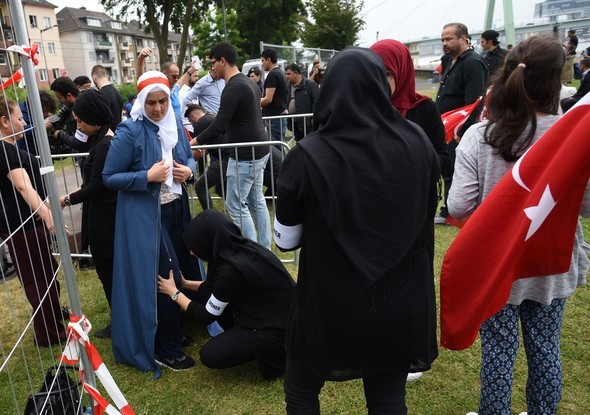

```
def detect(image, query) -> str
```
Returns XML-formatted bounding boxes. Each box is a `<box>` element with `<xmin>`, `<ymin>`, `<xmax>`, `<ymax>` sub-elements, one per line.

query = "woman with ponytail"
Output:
<box><xmin>449</xmin><ymin>36</ymin><xmax>590</xmax><ymax>415</ymax></box>
<box><xmin>59</xmin><ymin>89</ymin><xmax>117</xmax><ymax>338</ymax></box>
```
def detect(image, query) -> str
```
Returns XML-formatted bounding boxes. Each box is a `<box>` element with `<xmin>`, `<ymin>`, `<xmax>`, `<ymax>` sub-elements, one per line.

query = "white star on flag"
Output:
<box><xmin>523</xmin><ymin>185</ymin><xmax>557</xmax><ymax>241</ymax></box>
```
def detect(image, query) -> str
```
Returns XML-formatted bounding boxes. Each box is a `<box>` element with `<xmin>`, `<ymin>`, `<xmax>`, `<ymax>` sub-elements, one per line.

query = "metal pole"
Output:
<box><xmin>7</xmin><ymin>0</ymin><xmax>97</xmax><ymax>399</ymax></box>
<box><xmin>503</xmin><ymin>0</ymin><xmax>516</xmax><ymax>46</ymax></box>
<box><xmin>484</xmin><ymin>0</ymin><xmax>496</xmax><ymax>30</ymax></box>
<box><xmin>39</xmin><ymin>25</ymin><xmax>56</xmax><ymax>84</ymax></box>
<box><xmin>221</xmin><ymin>0</ymin><xmax>228</xmax><ymax>42</ymax></box>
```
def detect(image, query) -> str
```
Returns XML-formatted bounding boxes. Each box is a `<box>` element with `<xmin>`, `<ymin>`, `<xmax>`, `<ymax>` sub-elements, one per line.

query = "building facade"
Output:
<box><xmin>535</xmin><ymin>0</ymin><xmax>590</xmax><ymax>23</ymax></box>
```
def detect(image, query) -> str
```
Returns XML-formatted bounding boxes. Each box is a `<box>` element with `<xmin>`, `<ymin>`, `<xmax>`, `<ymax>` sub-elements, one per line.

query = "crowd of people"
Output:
<box><xmin>1</xmin><ymin>21</ymin><xmax>589</xmax><ymax>415</ymax></box>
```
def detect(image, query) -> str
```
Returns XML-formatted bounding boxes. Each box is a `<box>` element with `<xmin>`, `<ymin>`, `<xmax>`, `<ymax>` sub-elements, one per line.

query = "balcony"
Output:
<box><xmin>2</xmin><ymin>16</ymin><xmax>12</xmax><ymax>27</ymax></box>
<box><xmin>119</xmin><ymin>42</ymin><xmax>130</xmax><ymax>51</ymax></box>
<box><xmin>94</xmin><ymin>40</ymin><xmax>113</xmax><ymax>50</ymax></box>
<box><xmin>121</xmin><ymin>57</ymin><xmax>133</xmax><ymax>67</ymax></box>
<box><xmin>96</xmin><ymin>57</ymin><xmax>115</xmax><ymax>65</ymax></box>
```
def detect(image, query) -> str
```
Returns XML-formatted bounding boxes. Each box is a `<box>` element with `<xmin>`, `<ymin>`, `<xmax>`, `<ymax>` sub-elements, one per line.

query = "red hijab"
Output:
<box><xmin>370</xmin><ymin>39</ymin><xmax>429</xmax><ymax>117</ymax></box>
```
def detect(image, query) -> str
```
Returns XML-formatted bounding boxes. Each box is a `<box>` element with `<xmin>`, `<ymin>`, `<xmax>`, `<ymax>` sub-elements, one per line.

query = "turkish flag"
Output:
<box><xmin>441</xmin><ymin>97</ymin><xmax>482</xmax><ymax>143</ymax></box>
<box><xmin>440</xmin><ymin>94</ymin><xmax>590</xmax><ymax>351</ymax></box>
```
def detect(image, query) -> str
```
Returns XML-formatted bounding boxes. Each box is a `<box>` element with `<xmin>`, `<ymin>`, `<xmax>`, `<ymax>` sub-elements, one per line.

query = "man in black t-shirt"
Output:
<box><xmin>91</xmin><ymin>65</ymin><xmax>124</xmax><ymax>132</ymax></box>
<box><xmin>195</xmin><ymin>42</ymin><xmax>272</xmax><ymax>249</ymax></box>
<box><xmin>261</xmin><ymin>48</ymin><xmax>288</xmax><ymax>142</ymax></box>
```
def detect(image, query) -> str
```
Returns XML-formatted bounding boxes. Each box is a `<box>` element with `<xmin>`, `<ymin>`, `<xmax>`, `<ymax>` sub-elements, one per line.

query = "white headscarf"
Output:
<box><xmin>131</xmin><ymin>71</ymin><xmax>180</xmax><ymax>194</ymax></box>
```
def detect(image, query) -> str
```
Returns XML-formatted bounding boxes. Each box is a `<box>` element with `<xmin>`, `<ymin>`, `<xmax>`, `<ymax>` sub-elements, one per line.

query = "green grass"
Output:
<box><xmin>1</xmin><ymin>217</ymin><xmax>588</xmax><ymax>414</ymax></box>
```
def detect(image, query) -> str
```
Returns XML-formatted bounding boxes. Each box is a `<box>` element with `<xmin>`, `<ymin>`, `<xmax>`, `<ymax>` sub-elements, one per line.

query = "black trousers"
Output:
<box><xmin>154</xmin><ymin>200</ymin><xmax>186</xmax><ymax>360</ymax></box>
<box><xmin>195</xmin><ymin>156</ymin><xmax>228</xmax><ymax>211</ymax></box>
<box><xmin>199</xmin><ymin>323</ymin><xmax>287</xmax><ymax>380</ymax></box>
<box><xmin>440</xmin><ymin>139</ymin><xmax>458</xmax><ymax>217</ymax></box>
<box><xmin>284</xmin><ymin>356</ymin><xmax>408</xmax><ymax>415</ymax></box>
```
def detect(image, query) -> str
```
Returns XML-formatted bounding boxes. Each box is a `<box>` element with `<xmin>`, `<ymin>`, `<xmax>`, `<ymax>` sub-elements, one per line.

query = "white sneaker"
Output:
<box><xmin>406</xmin><ymin>372</ymin><xmax>423</xmax><ymax>382</ymax></box>
<box><xmin>466</xmin><ymin>413</ymin><xmax>478</xmax><ymax>415</ymax></box>
<box><xmin>518</xmin><ymin>413</ymin><xmax>527</xmax><ymax>415</ymax></box>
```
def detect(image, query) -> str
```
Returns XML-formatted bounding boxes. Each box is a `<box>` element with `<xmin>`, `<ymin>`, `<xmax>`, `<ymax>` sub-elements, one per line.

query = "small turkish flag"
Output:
<box><xmin>441</xmin><ymin>97</ymin><xmax>482</xmax><ymax>143</ymax></box>
<box><xmin>440</xmin><ymin>94</ymin><xmax>590</xmax><ymax>351</ymax></box>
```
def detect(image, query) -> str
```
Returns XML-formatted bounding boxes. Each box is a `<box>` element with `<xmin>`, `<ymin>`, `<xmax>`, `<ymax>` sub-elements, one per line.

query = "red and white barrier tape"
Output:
<box><xmin>0</xmin><ymin>44</ymin><xmax>39</xmax><ymax>91</ymax></box>
<box><xmin>60</xmin><ymin>315</ymin><xmax>135</xmax><ymax>415</ymax></box>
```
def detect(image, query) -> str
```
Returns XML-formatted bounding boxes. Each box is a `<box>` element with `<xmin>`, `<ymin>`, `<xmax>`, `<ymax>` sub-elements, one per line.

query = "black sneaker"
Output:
<box><xmin>61</xmin><ymin>306</ymin><xmax>71</xmax><ymax>320</ymax></box>
<box><xmin>154</xmin><ymin>354</ymin><xmax>196</xmax><ymax>371</ymax></box>
<box><xmin>94</xmin><ymin>323</ymin><xmax>112</xmax><ymax>339</ymax></box>
<box><xmin>181</xmin><ymin>335</ymin><xmax>196</xmax><ymax>348</ymax></box>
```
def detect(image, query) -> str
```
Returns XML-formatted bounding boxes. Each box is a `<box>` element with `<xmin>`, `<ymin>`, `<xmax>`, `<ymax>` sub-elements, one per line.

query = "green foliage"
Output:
<box><xmin>117</xmin><ymin>83</ymin><xmax>138</xmax><ymax>100</ymax></box>
<box><xmin>224</xmin><ymin>0</ymin><xmax>307</xmax><ymax>57</ymax></box>
<box><xmin>1</xmin><ymin>87</ymin><xmax>27</xmax><ymax>103</ymax></box>
<box><xmin>301</xmin><ymin>0</ymin><xmax>365</xmax><ymax>50</ymax></box>
<box><xmin>190</xmin><ymin>6</ymin><xmax>246</xmax><ymax>60</ymax></box>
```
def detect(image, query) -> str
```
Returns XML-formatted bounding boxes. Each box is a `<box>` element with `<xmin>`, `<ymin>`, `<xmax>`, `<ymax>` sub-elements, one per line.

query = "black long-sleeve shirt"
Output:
<box><xmin>197</xmin><ymin>73</ymin><xmax>268</xmax><ymax>160</ymax></box>
<box><xmin>436</xmin><ymin>49</ymin><xmax>488</xmax><ymax>137</ymax></box>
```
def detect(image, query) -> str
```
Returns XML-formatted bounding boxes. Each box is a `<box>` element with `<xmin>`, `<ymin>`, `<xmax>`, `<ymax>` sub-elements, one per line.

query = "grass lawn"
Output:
<box><xmin>1</xmin><ymin>216</ymin><xmax>588</xmax><ymax>414</ymax></box>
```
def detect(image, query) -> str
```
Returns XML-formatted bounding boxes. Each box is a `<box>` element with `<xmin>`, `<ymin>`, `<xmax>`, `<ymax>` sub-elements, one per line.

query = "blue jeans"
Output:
<box><xmin>478</xmin><ymin>298</ymin><xmax>566</xmax><ymax>415</ymax></box>
<box><xmin>269</xmin><ymin>118</ymin><xmax>287</xmax><ymax>142</ymax></box>
<box><xmin>226</xmin><ymin>154</ymin><xmax>271</xmax><ymax>249</ymax></box>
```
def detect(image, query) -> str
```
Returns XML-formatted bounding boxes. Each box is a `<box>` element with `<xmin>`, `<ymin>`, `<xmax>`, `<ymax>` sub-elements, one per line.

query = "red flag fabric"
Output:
<box><xmin>441</xmin><ymin>97</ymin><xmax>482</xmax><ymax>143</ymax></box>
<box><xmin>440</xmin><ymin>94</ymin><xmax>590</xmax><ymax>351</ymax></box>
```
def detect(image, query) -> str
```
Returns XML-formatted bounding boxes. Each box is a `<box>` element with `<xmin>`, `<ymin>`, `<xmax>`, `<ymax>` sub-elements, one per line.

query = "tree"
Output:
<box><xmin>301</xmin><ymin>0</ymin><xmax>365</xmax><ymax>50</ymax></box>
<box><xmin>224</xmin><ymin>0</ymin><xmax>307</xmax><ymax>57</ymax></box>
<box><xmin>191</xmin><ymin>6</ymin><xmax>246</xmax><ymax>61</ymax></box>
<box><xmin>100</xmin><ymin>0</ymin><xmax>211</xmax><ymax>68</ymax></box>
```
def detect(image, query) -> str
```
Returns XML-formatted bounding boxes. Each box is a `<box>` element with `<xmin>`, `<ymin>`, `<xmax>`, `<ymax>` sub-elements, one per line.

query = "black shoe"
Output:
<box><xmin>78</xmin><ymin>257</ymin><xmax>95</xmax><ymax>270</ymax></box>
<box><xmin>61</xmin><ymin>306</ymin><xmax>71</xmax><ymax>320</ymax></box>
<box><xmin>93</xmin><ymin>323</ymin><xmax>112</xmax><ymax>339</ymax></box>
<box><xmin>2</xmin><ymin>263</ymin><xmax>16</xmax><ymax>279</ymax></box>
<box><xmin>181</xmin><ymin>335</ymin><xmax>196</xmax><ymax>348</ymax></box>
<box><xmin>154</xmin><ymin>354</ymin><xmax>196</xmax><ymax>371</ymax></box>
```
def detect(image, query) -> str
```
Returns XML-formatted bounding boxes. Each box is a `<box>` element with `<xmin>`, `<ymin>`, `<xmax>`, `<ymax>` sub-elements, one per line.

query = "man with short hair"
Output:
<box><xmin>285</xmin><ymin>63</ymin><xmax>319</xmax><ymax>141</ymax></box>
<box><xmin>49</xmin><ymin>77</ymin><xmax>82</xmax><ymax>151</ymax></box>
<box><xmin>435</xmin><ymin>22</ymin><xmax>487</xmax><ymax>224</ymax></box>
<box><xmin>182</xmin><ymin>65</ymin><xmax>226</xmax><ymax>114</ymax></box>
<box><xmin>561</xmin><ymin>57</ymin><xmax>590</xmax><ymax>112</ymax></box>
<box><xmin>566</xmin><ymin>29</ymin><xmax>578</xmax><ymax>55</ymax></box>
<box><xmin>160</xmin><ymin>61</ymin><xmax>182</xmax><ymax>116</ymax></box>
<box><xmin>195</xmin><ymin>42</ymin><xmax>271</xmax><ymax>248</ymax></box>
<box><xmin>480</xmin><ymin>29</ymin><xmax>507</xmax><ymax>79</ymax></box>
<box><xmin>260</xmin><ymin>48</ymin><xmax>288</xmax><ymax>142</ymax></box>
<box><xmin>186</xmin><ymin>104</ymin><xmax>229</xmax><ymax>210</ymax></box>
<box><xmin>73</xmin><ymin>75</ymin><xmax>92</xmax><ymax>91</ymax></box>
<box><xmin>91</xmin><ymin>65</ymin><xmax>124</xmax><ymax>131</ymax></box>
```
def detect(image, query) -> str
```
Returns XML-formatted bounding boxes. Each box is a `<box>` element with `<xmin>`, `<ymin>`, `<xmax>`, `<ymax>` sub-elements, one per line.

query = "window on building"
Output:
<box><xmin>153</xmin><ymin>54</ymin><xmax>158</xmax><ymax>64</ymax></box>
<box><xmin>89</xmin><ymin>51</ymin><xmax>96</xmax><ymax>61</ymax></box>
<box><xmin>48</xmin><ymin>42</ymin><xmax>56</xmax><ymax>55</ymax></box>
<box><xmin>146</xmin><ymin>56</ymin><xmax>151</xmax><ymax>63</ymax></box>
<box><xmin>110</xmin><ymin>21</ymin><xmax>122</xmax><ymax>30</ymax></box>
<box><xmin>39</xmin><ymin>69</ymin><xmax>48</xmax><ymax>81</ymax></box>
<box><xmin>151</xmin><ymin>40</ymin><xmax>156</xmax><ymax>48</ymax></box>
<box><xmin>29</xmin><ymin>15</ymin><xmax>37</xmax><ymax>28</ymax></box>
<box><xmin>52</xmin><ymin>68</ymin><xmax>60</xmax><ymax>80</ymax></box>
<box><xmin>87</xmin><ymin>18</ymin><xmax>101</xmax><ymax>27</ymax></box>
<box><xmin>35</xmin><ymin>42</ymin><xmax>43</xmax><ymax>55</ymax></box>
<box><xmin>0</xmin><ymin>54</ymin><xmax>7</xmax><ymax>65</ymax></box>
<box><xmin>43</xmin><ymin>17</ymin><xmax>51</xmax><ymax>28</ymax></box>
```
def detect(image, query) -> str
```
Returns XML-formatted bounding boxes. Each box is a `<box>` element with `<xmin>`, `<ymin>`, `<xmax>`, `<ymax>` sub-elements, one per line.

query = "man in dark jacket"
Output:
<box><xmin>285</xmin><ymin>63</ymin><xmax>320</xmax><ymax>141</ymax></box>
<box><xmin>480</xmin><ymin>30</ymin><xmax>508</xmax><ymax>80</ymax></box>
<box><xmin>436</xmin><ymin>22</ymin><xmax>487</xmax><ymax>224</ymax></box>
<box><xmin>561</xmin><ymin>57</ymin><xmax>590</xmax><ymax>112</ymax></box>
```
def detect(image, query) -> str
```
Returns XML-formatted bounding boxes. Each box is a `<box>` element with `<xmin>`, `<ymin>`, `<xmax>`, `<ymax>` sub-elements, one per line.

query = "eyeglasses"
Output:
<box><xmin>170</xmin><ymin>74</ymin><xmax>180</xmax><ymax>80</ymax></box>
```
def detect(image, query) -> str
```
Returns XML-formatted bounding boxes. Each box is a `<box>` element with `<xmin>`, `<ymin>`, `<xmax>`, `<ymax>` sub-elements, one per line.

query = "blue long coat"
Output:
<box><xmin>103</xmin><ymin>115</ymin><xmax>196</xmax><ymax>377</ymax></box>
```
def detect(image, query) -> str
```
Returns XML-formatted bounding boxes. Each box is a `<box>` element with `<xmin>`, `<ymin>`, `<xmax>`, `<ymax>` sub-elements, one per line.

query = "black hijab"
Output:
<box><xmin>183</xmin><ymin>210</ymin><xmax>295</xmax><ymax>288</ymax></box>
<box><xmin>298</xmin><ymin>47</ymin><xmax>438</xmax><ymax>290</ymax></box>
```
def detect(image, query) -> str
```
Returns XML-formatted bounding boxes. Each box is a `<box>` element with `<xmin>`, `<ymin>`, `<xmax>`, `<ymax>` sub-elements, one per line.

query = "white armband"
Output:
<box><xmin>205</xmin><ymin>294</ymin><xmax>229</xmax><ymax>316</ymax></box>
<box><xmin>273</xmin><ymin>218</ymin><xmax>302</xmax><ymax>250</ymax></box>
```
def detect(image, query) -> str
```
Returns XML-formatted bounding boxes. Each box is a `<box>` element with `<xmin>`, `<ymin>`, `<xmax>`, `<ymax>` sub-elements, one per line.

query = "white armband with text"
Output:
<box><xmin>205</xmin><ymin>294</ymin><xmax>229</xmax><ymax>316</ymax></box>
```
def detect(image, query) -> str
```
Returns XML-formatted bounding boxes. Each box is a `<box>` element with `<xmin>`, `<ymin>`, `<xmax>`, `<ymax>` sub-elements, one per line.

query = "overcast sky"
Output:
<box><xmin>51</xmin><ymin>0</ymin><xmax>543</xmax><ymax>46</ymax></box>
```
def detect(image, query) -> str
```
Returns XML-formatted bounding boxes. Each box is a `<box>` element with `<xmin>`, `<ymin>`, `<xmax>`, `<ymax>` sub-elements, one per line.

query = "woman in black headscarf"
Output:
<box><xmin>59</xmin><ymin>89</ymin><xmax>117</xmax><ymax>338</ymax></box>
<box><xmin>158</xmin><ymin>209</ymin><xmax>295</xmax><ymax>380</ymax></box>
<box><xmin>274</xmin><ymin>47</ymin><xmax>440</xmax><ymax>414</ymax></box>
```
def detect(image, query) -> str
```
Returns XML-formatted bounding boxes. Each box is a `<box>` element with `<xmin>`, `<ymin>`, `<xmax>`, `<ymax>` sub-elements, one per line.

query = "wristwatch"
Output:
<box><xmin>64</xmin><ymin>196</ymin><xmax>71</xmax><ymax>207</ymax></box>
<box><xmin>171</xmin><ymin>290</ymin><xmax>181</xmax><ymax>302</ymax></box>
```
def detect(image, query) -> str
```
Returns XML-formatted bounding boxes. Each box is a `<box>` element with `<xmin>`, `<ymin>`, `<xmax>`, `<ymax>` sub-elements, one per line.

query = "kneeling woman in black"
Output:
<box><xmin>158</xmin><ymin>209</ymin><xmax>295</xmax><ymax>380</ymax></box>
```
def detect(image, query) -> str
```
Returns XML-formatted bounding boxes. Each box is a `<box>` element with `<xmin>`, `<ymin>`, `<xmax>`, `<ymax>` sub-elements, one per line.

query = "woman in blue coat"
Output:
<box><xmin>103</xmin><ymin>71</ymin><xmax>197</xmax><ymax>377</ymax></box>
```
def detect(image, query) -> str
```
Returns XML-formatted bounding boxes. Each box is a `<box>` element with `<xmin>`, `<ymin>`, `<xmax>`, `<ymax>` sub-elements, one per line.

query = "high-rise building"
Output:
<box><xmin>535</xmin><ymin>0</ymin><xmax>590</xmax><ymax>22</ymax></box>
